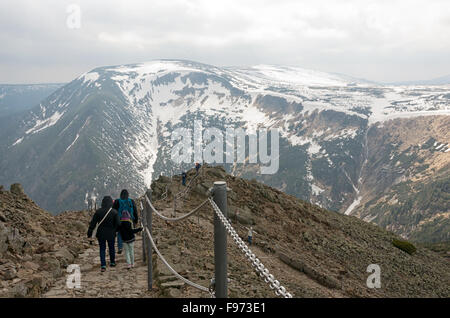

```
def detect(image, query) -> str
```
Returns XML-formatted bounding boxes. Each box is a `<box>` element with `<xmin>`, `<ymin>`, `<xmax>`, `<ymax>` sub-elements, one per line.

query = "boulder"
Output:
<box><xmin>167</xmin><ymin>287</ymin><xmax>182</xmax><ymax>298</ymax></box>
<box><xmin>25</xmin><ymin>274</ymin><xmax>47</xmax><ymax>297</ymax></box>
<box><xmin>10</xmin><ymin>183</ymin><xmax>25</xmax><ymax>196</ymax></box>
<box><xmin>10</xmin><ymin>282</ymin><xmax>28</xmax><ymax>298</ymax></box>
<box><xmin>70</xmin><ymin>220</ymin><xmax>87</xmax><ymax>233</ymax></box>
<box><xmin>0</xmin><ymin>211</ymin><xmax>6</xmax><ymax>222</ymax></box>
<box><xmin>278</xmin><ymin>250</ymin><xmax>341</xmax><ymax>290</ymax></box>
<box><xmin>6</xmin><ymin>227</ymin><xmax>25</xmax><ymax>254</ymax></box>
<box><xmin>36</xmin><ymin>237</ymin><xmax>54</xmax><ymax>254</ymax></box>
<box><xmin>1</xmin><ymin>267</ymin><xmax>17</xmax><ymax>280</ymax></box>
<box><xmin>228</xmin><ymin>205</ymin><xmax>255</xmax><ymax>225</ymax></box>
<box><xmin>0</xmin><ymin>223</ymin><xmax>8</xmax><ymax>256</ymax></box>
<box><xmin>207</xmin><ymin>167</ymin><xmax>226</xmax><ymax>179</ymax></box>
<box><xmin>161</xmin><ymin>281</ymin><xmax>185</xmax><ymax>289</ymax></box>
<box><xmin>158</xmin><ymin>175</ymin><xmax>171</xmax><ymax>184</ymax></box>
<box><xmin>54</xmin><ymin>248</ymin><xmax>75</xmax><ymax>267</ymax></box>
<box><xmin>40</xmin><ymin>256</ymin><xmax>61</xmax><ymax>278</ymax></box>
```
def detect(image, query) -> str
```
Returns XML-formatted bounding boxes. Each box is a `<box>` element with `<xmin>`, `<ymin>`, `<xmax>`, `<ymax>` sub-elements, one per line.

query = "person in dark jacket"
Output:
<box><xmin>87</xmin><ymin>196</ymin><xmax>120</xmax><ymax>272</ymax></box>
<box><xmin>113</xmin><ymin>189</ymin><xmax>138</xmax><ymax>254</ymax></box>
<box><xmin>182</xmin><ymin>171</ymin><xmax>187</xmax><ymax>186</ymax></box>
<box><xmin>118</xmin><ymin>211</ymin><xmax>143</xmax><ymax>269</ymax></box>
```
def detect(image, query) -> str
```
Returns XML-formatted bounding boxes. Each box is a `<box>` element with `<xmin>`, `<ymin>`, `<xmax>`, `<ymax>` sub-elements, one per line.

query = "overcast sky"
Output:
<box><xmin>0</xmin><ymin>0</ymin><xmax>449</xmax><ymax>84</ymax></box>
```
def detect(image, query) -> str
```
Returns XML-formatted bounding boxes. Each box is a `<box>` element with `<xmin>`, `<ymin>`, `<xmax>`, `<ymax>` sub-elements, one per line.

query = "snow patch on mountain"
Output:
<box><xmin>26</xmin><ymin>110</ymin><xmax>65</xmax><ymax>135</ymax></box>
<box><xmin>80</xmin><ymin>72</ymin><xmax>100</xmax><ymax>84</ymax></box>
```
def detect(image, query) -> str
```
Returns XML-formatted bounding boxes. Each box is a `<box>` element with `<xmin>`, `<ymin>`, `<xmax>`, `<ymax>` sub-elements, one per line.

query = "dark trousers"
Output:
<box><xmin>117</xmin><ymin>232</ymin><xmax>123</xmax><ymax>251</ymax></box>
<box><xmin>98</xmin><ymin>238</ymin><xmax>116</xmax><ymax>267</ymax></box>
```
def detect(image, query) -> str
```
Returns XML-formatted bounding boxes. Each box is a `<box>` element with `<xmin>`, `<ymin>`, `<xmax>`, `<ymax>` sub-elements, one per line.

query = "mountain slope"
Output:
<box><xmin>0</xmin><ymin>184</ymin><xmax>91</xmax><ymax>297</ymax></box>
<box><xmin>148</xmin><ymin>165</ymin><xmax>450</xmax><ymax>297</ymax></box>
<box><xmin>353</xmin><ymin>116</ymin><xmax>450</xmax><ymax>242</ymax></box>
<box><xmin>0</xmin><ymin>60</ymin><xmax>448</xmax><ymax>243</ymax></box>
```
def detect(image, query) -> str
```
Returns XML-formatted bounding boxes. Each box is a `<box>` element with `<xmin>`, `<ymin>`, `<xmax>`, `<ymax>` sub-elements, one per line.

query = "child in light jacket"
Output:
<box><xmin>118</xmin><ymin>211</ymin><xmax>143</xmax><ymax>269</ymax></box>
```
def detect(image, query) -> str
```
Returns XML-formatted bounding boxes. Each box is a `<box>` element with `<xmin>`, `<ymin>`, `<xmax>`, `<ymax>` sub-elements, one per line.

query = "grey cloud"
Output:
<box><xmin>0</xmin><ymin>0</ymin><xmax>449</xmax><ymax>83</ymax></box>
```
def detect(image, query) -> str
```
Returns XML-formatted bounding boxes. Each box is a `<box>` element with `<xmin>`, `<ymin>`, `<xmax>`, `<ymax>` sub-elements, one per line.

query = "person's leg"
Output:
<box><xmin>98</xmin><ymin>239</ymin><xmax>107</xmax><ymax>269</ymax></box>
<box><xmin>107</xmin><ymin>238</ymin><xmax>116</xmax><ymax>266</ymax></box>
<box><xmin>129</xmin><ymin>242</ymin><xmax>135</xmax><ymax>267</ymax></box>
<box><xmin>117</xmin><ymin>232</ymin><xmax>123</xmax><ymax>252</ymax></box>
<box><xmin>123</xmin><ymin>243</ymin><xmax>131</xmax><ymax>268</ymax></box>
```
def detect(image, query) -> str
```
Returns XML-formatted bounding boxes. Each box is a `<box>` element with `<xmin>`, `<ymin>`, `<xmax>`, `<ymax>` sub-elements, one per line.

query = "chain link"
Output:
<box><xmin>208</xmin><ymin>198</ymin><xmax>293</xmax><ymax>298</ymax></box>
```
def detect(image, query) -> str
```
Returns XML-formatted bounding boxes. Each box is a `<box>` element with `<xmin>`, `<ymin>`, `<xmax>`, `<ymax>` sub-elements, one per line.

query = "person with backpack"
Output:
<box><xmin>118</xmin><ymin>211</ymin><xmax>143</xmax><ymax>269</ymax></box>
<box><xmin>87</xmin><ymin>196</ymin><xmax>120</xmax><ymax>272</ymax></box>
<box><xmin>113</xmin><ymin>189</ymin><xmax>139</xmax><ymax>254</ymax></box>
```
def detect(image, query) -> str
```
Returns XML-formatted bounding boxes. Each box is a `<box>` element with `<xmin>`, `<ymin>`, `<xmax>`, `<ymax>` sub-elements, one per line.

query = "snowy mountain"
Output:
<box><xmin>0</xmin><ymin>60</ymin><xmax>448</xmax><ymax>242</ymax></box>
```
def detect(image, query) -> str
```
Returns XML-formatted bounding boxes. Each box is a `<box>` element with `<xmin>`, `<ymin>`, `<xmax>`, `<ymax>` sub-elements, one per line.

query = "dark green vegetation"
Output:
<box><xmin>392</xmin><ymin>239</ymin><xmax>417</xmax><ymax>255</ymax></box>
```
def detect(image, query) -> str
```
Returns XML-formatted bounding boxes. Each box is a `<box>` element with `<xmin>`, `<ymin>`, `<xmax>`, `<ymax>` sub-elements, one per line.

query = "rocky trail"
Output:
<box><xmin>2</xmin><ymin>166</ymin><xmax>449</xmax><ymax>298</ymax></box>
<box><xmin>43</xmin><ymin>235</ymin><xmax>159</xmax><ymax>298</ymax></box>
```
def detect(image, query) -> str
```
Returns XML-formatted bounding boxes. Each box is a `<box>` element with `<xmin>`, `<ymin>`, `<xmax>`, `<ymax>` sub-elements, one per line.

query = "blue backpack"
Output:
<box><xmin>118</xmin><ymin>199</ymin><xmax>134</xmax><ymax>221</ymax></box>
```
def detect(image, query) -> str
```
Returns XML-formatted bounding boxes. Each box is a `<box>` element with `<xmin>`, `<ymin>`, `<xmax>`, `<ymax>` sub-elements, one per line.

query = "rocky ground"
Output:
<box><xmin>43</xmin><ymin>235</ymin><xmax>159</xmax><ymax>298</ymax></box>
<box><xmin>0</xmin><ymin>183</ymin><xmax>92</xmax><ymax>297</ymax></box>
<box><xmin>1</xmin><ymin>166</ymin><xmax>449</xmax><ymax>298</ymax></box>
<box><xmin>148</xmin><ymin>165</ymin><xmax>450</xmax><ymax>298</ymax></box>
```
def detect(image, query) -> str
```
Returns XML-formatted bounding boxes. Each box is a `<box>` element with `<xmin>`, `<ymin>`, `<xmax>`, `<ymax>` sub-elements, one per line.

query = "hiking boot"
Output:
<box><xmin>110</xmin><ymin>263</ymin><xmax>116</xmax><ymax>267</ymax></box>
<box><xmin>101</xmin><ymin>266</ymin><xmax>106</xmax><ymax>272</ymax></box>
<box><xmin>118</xmin><ymin>249</ymin><xmax>122</xmax><ymax>254</ymax></box>
<box><xmin>127</xmin><ymin>264</ymin><xmax>132</xmax><ymax>270</ymax></box>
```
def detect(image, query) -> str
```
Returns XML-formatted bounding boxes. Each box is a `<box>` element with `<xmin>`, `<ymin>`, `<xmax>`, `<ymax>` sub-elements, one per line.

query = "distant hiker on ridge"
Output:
<box><xmin>182</xmin><ymin>171</ymin><xmax>187</xmax><ymax>186</ymax></box>
<box><xmin>113</xmin><ymin>189</ymin><xmax>138</xmax><ymax>254</ymax></box>
<box><xmin>246</xmin><ymin>226</ymin><xmax>257</xmax><ymax>246</ymax></box>
<box><xmin>118</xmin><ymin>211</ymin><xmax>143</xmax><ymax>269</ymax></box>
<box><xmin>87</xmin><ymin>196</ymin><xmax>120</xmax><ymax>272</ymax></box>
<box><xmin>195</xmin><ymin>162</ymin><xmax>201</xmax><ymax>174</ymax></box>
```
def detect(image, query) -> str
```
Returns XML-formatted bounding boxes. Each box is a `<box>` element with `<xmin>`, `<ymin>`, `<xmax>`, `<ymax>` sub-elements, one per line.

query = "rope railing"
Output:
<box><xmin>140</xmin><ymin>173</ymin><xmax>293</xmax><ymax>298</ymax></box>
<box><xmin>141</xmin><ymin>224</ymin><xmax>214</xmax><ymax>297</ymax></box>
<box><xmin>145</xmin><ymin>194</ymin><xmax>209</xmax><ymax>222</ymax></box>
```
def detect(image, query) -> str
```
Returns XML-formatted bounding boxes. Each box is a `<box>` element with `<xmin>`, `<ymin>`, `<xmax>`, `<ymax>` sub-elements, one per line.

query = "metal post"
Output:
<box><xmin>141</xmin><ymin>200</ymin><xmax>146</xmax><ymax>263</ymax></box>
<box><xmin>145</xmin><ymin>189</ymin><xmax>153</xmax><ymax>290</ymax></box>
<box><xmin>213</xmin><ymin>181</ymin><xmax>228</xmax><ymax>298</ymax></box>
<box><xmin>173</xmin><ymin>193</ymin><xmax>176</xmax><ymax>218</ymax></box>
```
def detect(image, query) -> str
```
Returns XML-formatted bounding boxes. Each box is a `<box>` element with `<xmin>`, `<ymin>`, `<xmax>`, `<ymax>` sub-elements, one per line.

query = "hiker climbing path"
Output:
<box><xmin>43</xmin><ymin>235</ymin><xmax>159</xmax><ymax>298</ymax></box>
<box><xmin>44</xmin><ymin>165</ymin><xmax>334</xmax><ymax>298</ymax></box>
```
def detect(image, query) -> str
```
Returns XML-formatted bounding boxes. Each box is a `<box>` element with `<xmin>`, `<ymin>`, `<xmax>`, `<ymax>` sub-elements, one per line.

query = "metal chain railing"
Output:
<box><xmin>145</xmin><ymin>194</ymin><xmax>208</xmax><ymax>222</ymax></box>
<box><xmin>141</xmin><ymin>224</ymin><xmax>214</xmax><ymax>297</ymax></box>
<box><xmin>141</xmin><ymin>171</ymin><xmax>293</xmax><ymax>298</ymax></box>
<box><xmin>208</xmin><ymin>197</ymin><xmax>293</xmax><ymax>298</ymax></box>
